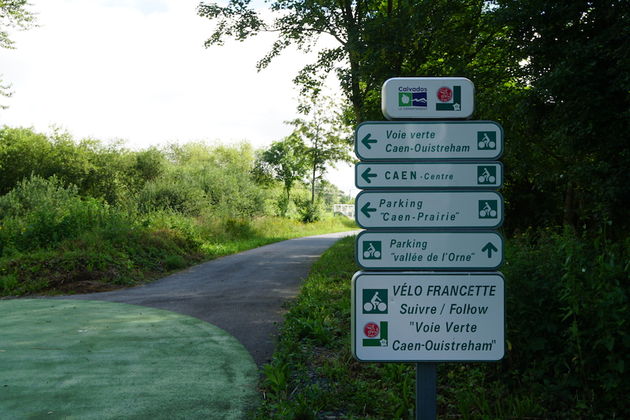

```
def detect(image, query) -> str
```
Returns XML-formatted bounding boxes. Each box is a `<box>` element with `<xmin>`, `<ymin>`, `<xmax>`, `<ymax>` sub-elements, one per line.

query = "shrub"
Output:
<box><xmin>502</xmin><ymin>229</ymin><xmax>629</xmax><ymax>418</ymax></box>
<box><xmin>0</xmin><ymin>175</ymin><xmax>129</xmax><ymax>255</ymax></box>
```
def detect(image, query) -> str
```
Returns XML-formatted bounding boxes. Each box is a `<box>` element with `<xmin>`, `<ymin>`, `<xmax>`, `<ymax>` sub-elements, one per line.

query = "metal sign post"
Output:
<box><xmin>353</xmin><ymin>77</ymin><xmax>505</xmax><ymax>419</ymax></box>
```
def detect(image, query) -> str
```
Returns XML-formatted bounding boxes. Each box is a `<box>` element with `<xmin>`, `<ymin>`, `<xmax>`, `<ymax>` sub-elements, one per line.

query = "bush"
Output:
<box><xmin>0</xmin><ymin>175</ymin><xmax>129</xmax><ymax>255</ymax></box>
<box><xmin>501</xmin><ymin>229</ymin><xmax>629</xmax><ymax>418</ymax></box>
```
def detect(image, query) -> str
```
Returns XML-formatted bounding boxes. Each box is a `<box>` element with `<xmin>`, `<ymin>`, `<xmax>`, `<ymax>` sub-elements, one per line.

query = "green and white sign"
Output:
<box><xmin>355</xmin><ymin>231</ymin><xmax>503</xmax><ymax>270</ymax></box>
<box><xmin>355</xmin><ymin>162</ymin><xmax>503</xmax><ymax>189</ymax></box>
<box><xmin>352</xmin><ymin>271</ymin><xmax>505</xmax><ymax>362</ymax></box>
<box><xmin>355</xmin><ymin>121</ymin><xmax>503</xmax><ymax>161</ymax></box>
<box><xmin>356</xmin><ymin>191</ymin><xmax>503</xmax><ymax>229</ymax></box>
<box><xmin>381</xmin><ymin>77</ymin><xmax>475</xmax><ymax>120</ymax></box>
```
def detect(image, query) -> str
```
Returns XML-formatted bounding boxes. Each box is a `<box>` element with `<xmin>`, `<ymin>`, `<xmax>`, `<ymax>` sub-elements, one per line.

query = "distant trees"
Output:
<box><xmin>257</xmin><ymin>96</ymin><xmax>352</xmax><ymax>220</ymax></box>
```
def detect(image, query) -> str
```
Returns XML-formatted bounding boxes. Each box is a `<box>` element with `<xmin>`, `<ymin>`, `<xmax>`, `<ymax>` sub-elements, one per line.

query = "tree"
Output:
<box><xmin>494</xmin><ymin>0</ymin><xmax>630</xmax><ymax>230</ymax></box>
<box><xmin>197</xmin><ymin>0</ymin><xmax>517</xmax><ymax>122</ymax></box>
<box><xmin>1</xmin><ymin>0</ymin><xmax>36</xmax><ymax>108</ymax></box>
<box><xmin>260</xmin><ymin>133</ymin><xmax>308</xmax><ymax>210</ymax></box>
<box><xmin>287</xmin><ymin>96</ymin><xmax>352</xmax><ymax>205</ymax></box>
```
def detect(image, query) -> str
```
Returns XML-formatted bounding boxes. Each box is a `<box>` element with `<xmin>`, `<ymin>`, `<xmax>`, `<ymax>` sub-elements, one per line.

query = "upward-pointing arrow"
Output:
<box><xmin>361</xmin><ymin>133</ymin><xmax>378</xmax><ymax>149</ymax></box>
<box><xmin>481</xmin><ymin>242</ymin><xmax>498</xmax><ymax>258</ymax></box>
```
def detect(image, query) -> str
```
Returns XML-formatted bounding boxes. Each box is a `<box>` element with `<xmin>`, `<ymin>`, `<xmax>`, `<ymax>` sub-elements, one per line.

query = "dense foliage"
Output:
<box><xmin>0</xmin><ymin>126</ymin><xmax>354</xmax><ymax>296</ymax></box>
<box><xmin>199</xmin><ymin>0</ymin><xmax>630</xmax><ymax>416</ymax></box>
<box><xmin>256</xmin><ymin>233</ymin><xmax>629</xmax><ymax>419</ymax></box>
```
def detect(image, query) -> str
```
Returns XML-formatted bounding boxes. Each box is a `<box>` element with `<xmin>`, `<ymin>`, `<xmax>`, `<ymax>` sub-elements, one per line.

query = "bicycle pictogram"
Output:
<box><xmin>363</xmin><ymin>241</ymin><xmax>382</xmax><ymax>259</ymax></box>
<box><xmin>479</xmin><ymin>200</ymin><xmax>498</xmax><ymax>218</ymax></box>
<box><xmin>477</xmin><ymin>167</ymin><xmax>496</xmax><ymax>184</ymax></box>
<box><xmin>363</xmin><ymin>289</ymin><xmax>388</xmax><ymax>313</ymax></box>
<box><xmin>477</xmin><ymin>131</ymin><xmax>497</xmax><ymax>150</ymax></box>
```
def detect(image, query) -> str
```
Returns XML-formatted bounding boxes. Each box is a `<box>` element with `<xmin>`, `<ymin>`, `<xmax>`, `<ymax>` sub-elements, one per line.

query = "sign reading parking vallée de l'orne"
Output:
<box><xmin>381</xmin><ymin>77</ymin><xmax>475</xmax><ymax>120</ymax></box>
<box><xmin>356</xmin><ymin>230</ymin><xmax>503</xmax><ymax>270</ymax></box>
<box><xmin>356</xmin><ymin>191</ymin><xmax>503</xmax><ymax>229</ymax></box>
<box><xmin>352</xmin><ymin>271</ymin><xmax>505</xmax><ymax>362</ymax></box>
<box><xmin>355</xmin><ymin>121</ymin><xmax>503</xmax><ymax>161</ymax></box>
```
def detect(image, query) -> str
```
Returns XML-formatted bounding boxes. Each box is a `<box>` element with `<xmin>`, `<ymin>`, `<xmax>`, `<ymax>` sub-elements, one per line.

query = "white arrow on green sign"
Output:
<box><xmin>355</xmin><ymin>162</ymin><xmax>503</xmax><ymax>189</ymax></box>
<box><xmin>356</xmin><ymin>191</ymin><xmax>503</xmax><ymax>229</ymax></box>
<box><xmin>356</xmin><ymin>231</ymin><xmax>503</xmax><ymax>270</ymax></box>
<box><xmin>352</xmin><ymin>271</ymin><xmax>505</xmax><ymax>362</ymax></box>
<box><xmin>355</xmin><ymin>121</ymin><xmax>503</xmax><ymax>161</ymax></box>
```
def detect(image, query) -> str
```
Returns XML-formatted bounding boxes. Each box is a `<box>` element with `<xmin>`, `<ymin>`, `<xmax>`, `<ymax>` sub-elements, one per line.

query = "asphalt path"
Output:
<box><xmin>59</xmin><ymin>231</ymin><xmax>359</xmax><ymax>365</ymax></box>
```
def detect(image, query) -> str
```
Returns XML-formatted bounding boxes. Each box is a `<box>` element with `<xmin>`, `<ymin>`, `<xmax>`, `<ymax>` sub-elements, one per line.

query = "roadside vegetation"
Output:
<box><xmin>0</xmin><ymin>127</ymin><xmax>356</xmax><ymax>296</ymax></box>
<box><xmin>256</xmin><ymin>233</ymin><xmax>628</xmax><ymax>419</ymax></box>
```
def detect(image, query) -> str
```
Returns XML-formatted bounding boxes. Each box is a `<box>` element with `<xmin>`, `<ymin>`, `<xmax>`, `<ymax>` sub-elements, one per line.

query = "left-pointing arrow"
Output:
<box><xmin>360</xmin><ymin>202</ymin><xmax>377</xmax><ymax>218</ymax></box>
<box><xmin>361</xmin><ymin>167</ymin><xmax>377</xmax><ymax>184</ymax></box>
<box><xmin>361</xmin><ymin>133</ymin><xmax>378</xmax><ymax>149</ymax></box>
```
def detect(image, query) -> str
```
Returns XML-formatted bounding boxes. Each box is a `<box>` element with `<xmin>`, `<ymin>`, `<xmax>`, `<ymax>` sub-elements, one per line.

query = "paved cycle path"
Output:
<box><xmin>59</xmin><ymin>231</ymin><xmax>358</xmax><ymax>365</ymax></box>
<box><xmin>1</xmin><ymin>231</ymin><xmax>358</xmax><ymax>419</ymax></box>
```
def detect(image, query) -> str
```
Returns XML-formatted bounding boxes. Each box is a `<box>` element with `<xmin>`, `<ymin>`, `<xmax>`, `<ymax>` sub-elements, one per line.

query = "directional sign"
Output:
<box><xmin>356</xmin><ymin>191</ymin><xmax>503</xmax><ymax>229</ymax></box>
<box><xmin>356</xmin><ymin>231</ymin><xmax>503</xmax><ymax>270</ymax></box>
<box><xmin>355</xmin><ymin>162</ymin><xmax>503</xmax><ymax>189</ymax></box>
<box><xmin>352</xmin><ymin>271</ymin><xmax>505</xmax><ymax>362</ymax></box>
<box><xmin>381</xmin><ymin>77</ymin><xmax>475</xmax><ymax>120</ymax></box>
<box><xmin>355</xmin><ymin>121</ymin><xmax>503</xmax><ymax>161</ymax></box>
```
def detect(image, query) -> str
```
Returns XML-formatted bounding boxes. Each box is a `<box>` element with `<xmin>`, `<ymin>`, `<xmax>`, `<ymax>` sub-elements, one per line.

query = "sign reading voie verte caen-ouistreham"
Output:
<box><xmin>381</xmin><ymin>77</ymin><xmax>475</xmax><ymax>120</ymax></box>
<box><xmin>356</xmin><ymin>191</ymin><xmax>503</xmax><ymax>229</ymax></box>
<box><xmin>356</xmin><ymin>231</ymin><xmax>503</xmax><ymax>270</ymax></box>
<box><xmin>356</xmin><ymin>162</ymin><xmax>503</xmax><ymax>189</ymax></box>
<box><xmin>355</xmin><ymin>121</ymin><xmax>503</xmax><ymax>161</ymax></box>
<box><xmin>352</xmin><ymin>271</ymin><xmax>504</xmax><ymax>362</ymax></box>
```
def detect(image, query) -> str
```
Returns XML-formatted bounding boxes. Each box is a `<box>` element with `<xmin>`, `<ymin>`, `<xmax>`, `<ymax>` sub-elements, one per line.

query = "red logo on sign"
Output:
<box><xmin>437</xmin><ymin>87</ymin><xmax>453</xmax><ymax>102</ymax></box>
<box><xmin>364</xmin><ymin>322</ymin><xmax>380</xmax><ymax>338</ymax></box>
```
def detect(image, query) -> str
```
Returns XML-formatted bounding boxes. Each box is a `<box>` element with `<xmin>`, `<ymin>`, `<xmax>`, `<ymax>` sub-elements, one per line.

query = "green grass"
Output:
<box><xmin>256</xmin><ymin>232</ymin><xmax>629</xmax><ymax>419</ymax></box>
<box><xmin>0</xmin><ymin>215</ymin><xmax>357</xmax><ymax>297</ymax></box>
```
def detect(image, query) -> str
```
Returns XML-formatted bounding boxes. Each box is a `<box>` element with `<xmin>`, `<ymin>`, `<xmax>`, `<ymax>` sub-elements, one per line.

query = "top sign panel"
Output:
<box><xmin>382</xmin><ymin>77</ymin><xmax>475</xmax><ymax>120</ymax></box>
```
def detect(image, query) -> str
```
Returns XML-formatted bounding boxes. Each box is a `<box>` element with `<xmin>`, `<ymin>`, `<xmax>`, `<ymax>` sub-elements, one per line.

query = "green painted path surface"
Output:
<box><xmin>0</xmin><ymin>299</ymin><xmax>258</xmax><ymax>419</ymax></box>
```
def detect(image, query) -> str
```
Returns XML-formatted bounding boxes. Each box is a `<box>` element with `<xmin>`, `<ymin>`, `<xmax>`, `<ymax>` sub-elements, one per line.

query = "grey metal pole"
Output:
<box><xmin>416</xmin><ymin>363</ymin><xmax>437</xmax><ymax>420</ymax></box>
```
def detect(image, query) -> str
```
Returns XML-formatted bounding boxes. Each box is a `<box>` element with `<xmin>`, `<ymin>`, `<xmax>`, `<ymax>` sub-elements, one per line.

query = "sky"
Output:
<box><xmin>0</xmin><ymin>0</ymin><xmax>357</xmax><ymax>196</ymax></box>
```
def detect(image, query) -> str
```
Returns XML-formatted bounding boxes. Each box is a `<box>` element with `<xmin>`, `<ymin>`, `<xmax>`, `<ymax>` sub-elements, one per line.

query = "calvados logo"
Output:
<box><xmin>436</xmin><ymin>85</ymin><xmax>462</xmax><ymax>111</ymax></box>
<box><xmin>363</xmin><ymin>321</ymin><xmax>388</xmax><ymax>347</ymax></box>
<box><xmin>398</xmin><ymin>87</ymin><xmax>427</xmax><ymax>109</ymax></box>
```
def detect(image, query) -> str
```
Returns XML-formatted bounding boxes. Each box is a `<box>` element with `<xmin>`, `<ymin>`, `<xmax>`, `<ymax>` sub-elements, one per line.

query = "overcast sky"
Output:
<box><xmin>0</xmin><ymin>0</ymin><xmax>356</xmax><ymax>195</ymax></box>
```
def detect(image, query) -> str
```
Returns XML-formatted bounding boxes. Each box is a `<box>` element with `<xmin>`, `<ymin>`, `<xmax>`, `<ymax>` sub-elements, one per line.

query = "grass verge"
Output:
<box><xmin>0</xmin><ymin>215</ymin><xmax>357</xmax><ymax>297</ymax></box>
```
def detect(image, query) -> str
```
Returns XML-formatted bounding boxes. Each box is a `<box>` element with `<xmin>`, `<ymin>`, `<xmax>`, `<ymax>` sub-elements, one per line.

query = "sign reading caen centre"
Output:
<box><xmin>355</xmin><ymin>162</ymin><xmax>503</xmax><ymax>190</ymax></box>
<box><xmin>355</xmin><ymin>121</ymin><xmax>503</xmax><ymax>161</ymax></box>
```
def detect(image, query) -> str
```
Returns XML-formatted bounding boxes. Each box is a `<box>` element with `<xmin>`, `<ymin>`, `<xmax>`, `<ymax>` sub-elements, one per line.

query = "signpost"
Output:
<box><xmin>355</xmin><ymin>121</ymin><xmax>503</xmax><ymax>161</ymax></box>
<box><xmin>355</xmin><ymin>162</ymin><xmax>503</xmax><ymax>189</ymax></box>
<box><xmin>352</xmin><ymin>77</ymin><xmax>505</xmax><ymax>420</ymax></box>
<box><xmin>352</xmin><ymin>272</ymin><xmax>504</xmax><ymax>362</ymax></box>
<box><xmin>356</xmin><ymin>231</ymin><xmax>503</xmax><ymax>270</ymax></box>
<box><xmin>355</xmin><ymin>191</ymin><xmax>504</xmax><ymax>229</ymax></box>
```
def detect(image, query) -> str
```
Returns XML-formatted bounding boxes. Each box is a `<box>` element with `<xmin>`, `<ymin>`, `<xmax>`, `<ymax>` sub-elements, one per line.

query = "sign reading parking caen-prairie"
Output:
<box><xmin>356</xmin><ymin>191</ymin><xmax>503</xmax><ymax>229</ymax></box>
<box><xmin>355</xmin><ymin>162</ymin><xmax>503</xmax><ymax>189</ymax></box>
<box><xmin>381</xmin><ymin>77</ymin><xmax>475</xmax><ymax>120</ymax></box>
<box><xmin>355</xmin><ymin>121</ymin><xmax>503</xmax><ymax>161</ymax></box>
<box><xmin>356</xmin><ymin>231</ymin><xmax>503</xmax><ymax>270</ymax></box>
<box><xmin>352</xmin><ymin>271</ymin><xmax>504</xmax><ymax>361</ymax></box>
